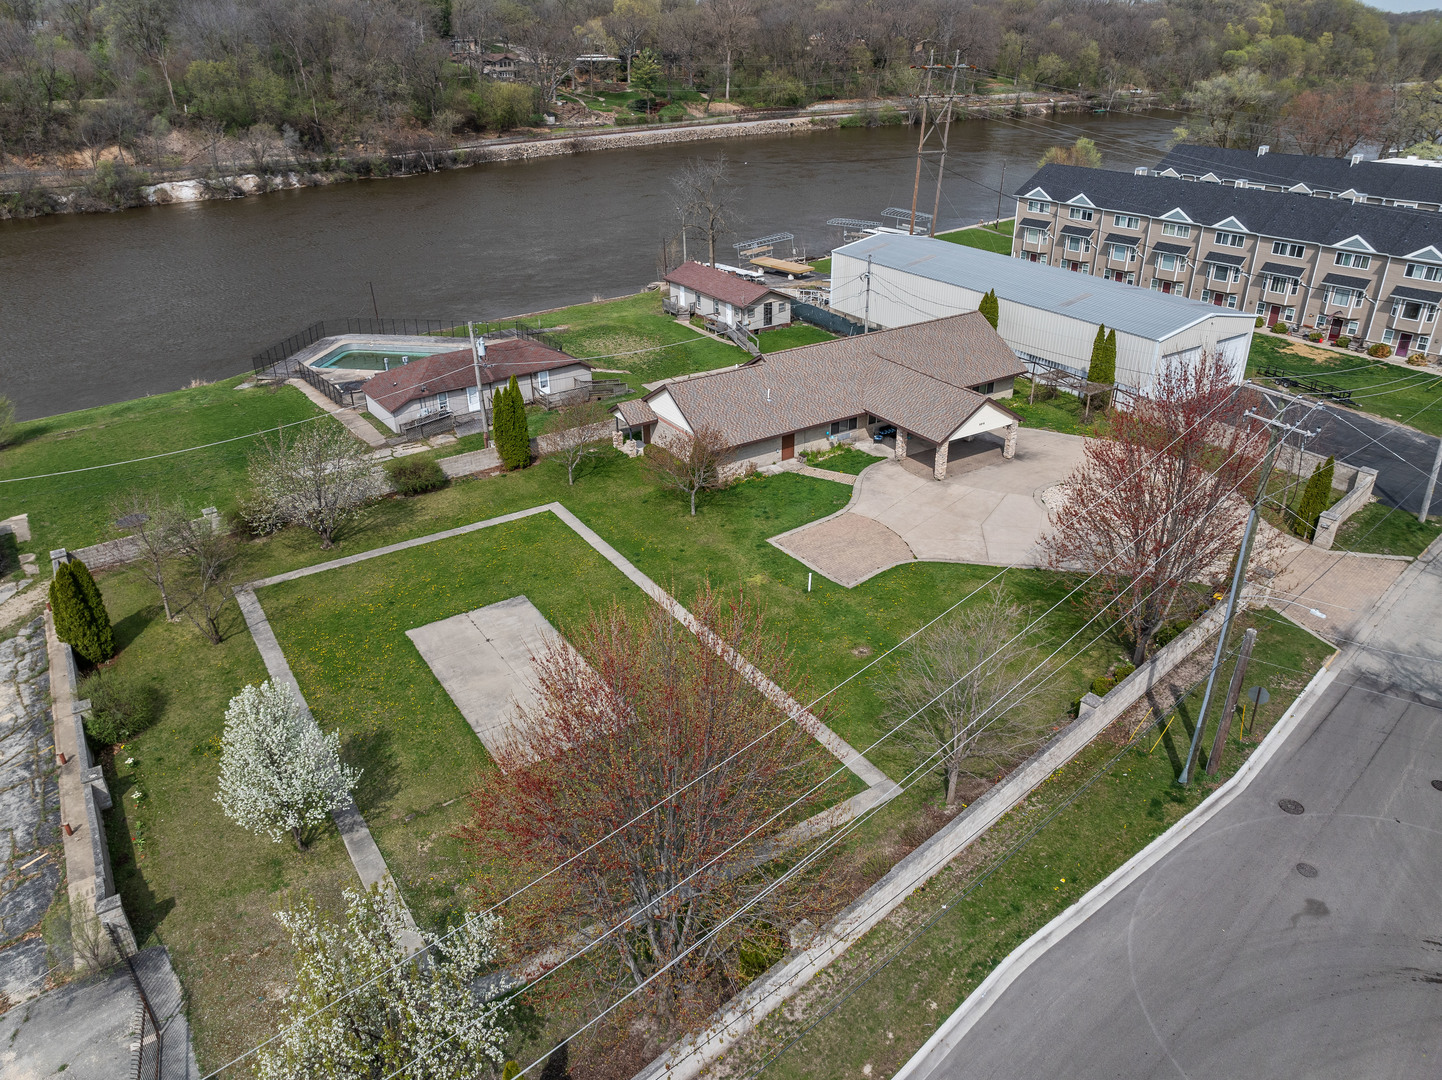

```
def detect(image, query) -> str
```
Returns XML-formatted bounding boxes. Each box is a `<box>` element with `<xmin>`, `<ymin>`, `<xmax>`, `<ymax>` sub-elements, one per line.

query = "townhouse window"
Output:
<box><xmin>1268</xmin><ymin>275</ymin><xmax>1299</xmax><ymax>294</ymax></box>
<box><xmin>1027</xmin><ymin>199</ymin><xmax>1051</xmax><ymax>213</ymax></box>
<box><xmin>1405</xmin><ymin>263</ymin><xmax>1442</xmax><ymax>281</ymax></box>
<box><xmin>1210</xmin><ymin>264</ymin><xmax>1239</xmax><ymax>282</ymax></box>
<box><xmin>1315</xmin><ymin>314</ymin><xmax>1328</xmax><ymax>329</ymax></box>
<box><xmin>1271</xmin><ymin>241</ymin><xmax>1305</xmax><ymax>258</ymax></box>
<box><xmin>1024</xmin><ymin>227</ymin><xmax>1043</xmax><ymax>244</ymax></box>
<box><xmin>1333</xmin><ymin>252</ymin><xmax>1371</xmax><ymax>269</ymax></box>
<box><xmin>1109</xmin><ymin>243</ymin><xmax>1133</xmax><ymax>261</ymax></box>
<box><xmin>1150</xmin><ymin>278</ymin><xmax>1162</xmax><ymax>291</ymax></box>
<box><xmin>1384</xmin><ymin>328</ymin><xmax>1396</xmax><ymax>344</ymax></box>
<box><xmin>1284</xmin><ymin>307</ymin><xmax>1296</xmax><ymax>322</ymax></box>
<box><xmin>1066</xmin><ymin>236</ymin><xmax>1089</xmax><ymax>253</ymax></box>
<box><xmin>1068</xmin><ymin>206</ymin><xmax>1094</xmax><ymax>221</ymax></box>
<box><xmin>1201</xmin><ymin>289</ymin><xmax>1213</xmax><ymax>302</ymax></box>
<box><xmin>1255</xmin><ymin>300</ymin><xmax>1268</xmax><ymax>315</ymax></box>
<box><xmin>1347</xmin><ymin>320</ymin><xmax>1359</xmax><ymax>335</ymax></box>
<box><xmin>1226</xmin><ymin>294</ymin><xmax>1238</xmax><ymax>308</ymax></box>
<box><xmin>1157</xmin><ymin>253</ymin><xmax>1180</xmax><ymax>271</ymax></box>
<box><xmin>1214</xmin><ymin>231</ymin><xmax>1245</xmax><ymax>247</ymax></box>
<box><xmin>1161</xmin><ymin>222</ymin><xmax>1191</xmax><ymax>238</ymax></box>
<box><xmin>1113</xmin><ymin>213</ymin><xmax>1140</xmax><ymax>229</ymax></box>
<box><xmin>1419</xmin><ymin>336</ymin><xmax>1432</xmax><ymax>351</ymax></box>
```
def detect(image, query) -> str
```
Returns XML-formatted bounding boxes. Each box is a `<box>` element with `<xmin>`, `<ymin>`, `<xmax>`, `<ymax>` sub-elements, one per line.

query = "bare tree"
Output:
<box><xmin>171</xmin><ymin>511</ymin><xmax>237</xmax><ymax>644</ymax></box>
<box><xmin>510</xmin><ymin>1</ymin><xmax>581</xmax><ymax>104</ymax></box>
<box><xmin>672</xmin><ymin>154</ymin><xmax>738</xmax><ymax>268</ymax></box>
<box><xmin>543</xmin><ymin>398</ymin><xmax>611</xmax><ymax>485</ymax></box>
<box><xmin>241</xmin><ymin>421</ymin><xmax>379</xmax><ymax>548</ymax></box>
<box><xmin>110</xmin><ymin>492</ymin><xmax>186</xmax><ymax>620</ymax></box>
<box><xmin>644</xmin><ymin>423</ymin><xmax>729</xmax><ymax>515</ymax></box>
<box><xmin>704</xmin><ymin>0</ymin><xmax>755</xmax><ymax>101</ymax></box>
<box><xmin>880</xmin><ymin>591</ymin><xmax>1049</xmax><ymax>806</ymax></box>
<box><xmin>1042</xmin><ymin>353</ymin><xmax>1267</xmax><ymax>665</ymax></box>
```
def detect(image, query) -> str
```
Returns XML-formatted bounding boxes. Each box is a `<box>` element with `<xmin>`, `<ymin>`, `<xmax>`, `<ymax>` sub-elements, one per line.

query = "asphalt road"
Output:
<box><xmin>900</xmin><ymin>552</ymin><xmax>1442</xmax><ymax>1080</ymax></box>
<box><xmin>1263</xmin><ymin>389</ymin><xmax>1442</xmax><ymax>517</ymax></box>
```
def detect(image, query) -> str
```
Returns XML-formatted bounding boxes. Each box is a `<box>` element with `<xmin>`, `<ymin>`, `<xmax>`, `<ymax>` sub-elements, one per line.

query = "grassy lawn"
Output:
<box><xmin>810</xmin><ymin>257</ymin><xmax>833</xmax><ymax>275</ymax></box>
<box><xmin>727</xmin><ymin>608</ymin><xmax>1334</xmax><ymax>1080</ymax></box>
<box><xmin>758</xmin><ymin>324</ymin><xmax>837</xmax><ymax>352</ymax></box>
<box><xmin>258</xmin><ymin>512</ymin><xmax>657</xmax><ymax>930</ymax></box>
<box><xmin>1246</xmin><ymin>334</ymin><xmax>1442</xmax><ymax>436</ymax></box>
<box><xmin>802</xmin><ymin>445</ymin><xmax>883</xmax><ymax>475</ymax></box>
<box><xmin>1004</xmin><ymin>378</ymin><xmax>1105</xmax><ymax>437</ymax></box>
<box><xmin>1335</xmin><ymin>501</ymin><xmax>1442</xmax><ymax>557</ymax></box>
<box><xmin>0</xmin><ymin>378</ymin><xmax>323</xmax><ymax>557</ymax></box>
<box><xmin>936</xmin><ymin>219</ymin><xmax>1015</xmax><ymax>255</ymax></box>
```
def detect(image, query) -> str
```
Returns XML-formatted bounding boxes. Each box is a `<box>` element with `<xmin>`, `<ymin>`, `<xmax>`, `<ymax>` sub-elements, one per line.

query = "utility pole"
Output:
<box><xmin>908</xmin><ymin>50</ymin><xmax>935</xmax><ymax>236</ymax></box>
<box><xmin>862</xmin><ymin>254</ymin><xmax>873</xmax><ymax>333</ymax></box>
<box><xmin>1207</xmin><ymin>627</ymin><xmax>1257</xmax><ymax>776</ymax></box>
<box><xmin>995</xmin><ymin>161</ymin><xmax>1006</xmax><ymax>228</ymax></box>
<box><xmin>1420</xmin><ymin>435</ymin><xmax>1442</xmax><ymax>524</ymax></box>
<box><xmin>467</xmin><ymin>320</ymin><xmax>489</xmax><ymax>433</ymax></box>
<box><xmin>907</xmin><ymin>51</ymin><xmax>962</xmax><ymax>237</ymax></box>
<box><xmin>1181</xmin><ymin>410</ymin><xmax>1318</xmax><ymax>785</ymax></box>
<box><xmin>928</xmin><ymin>53</ymin><xmax>963</xmax><ymax>238</ymax></box>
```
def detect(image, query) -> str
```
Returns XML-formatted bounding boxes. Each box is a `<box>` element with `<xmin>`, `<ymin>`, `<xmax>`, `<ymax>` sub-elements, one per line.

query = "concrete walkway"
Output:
<box><xmin>233</xmin><ymin>588</ymin><xmax>424</xmax><ymax>953</ymax></box>
<box><xmin>1264</xmin><ymin>534</ymin><xmax>1410</xmax><ymax>643</ymax></box>
<box><xmin>286</xmin><ymin>378</ymin><xmax>388</xmax><ymax>448</ymax></box>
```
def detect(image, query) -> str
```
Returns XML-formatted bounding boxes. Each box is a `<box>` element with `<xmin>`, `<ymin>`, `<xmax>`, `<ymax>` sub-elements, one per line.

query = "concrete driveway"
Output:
<box><xmin>770</xmin><ymin>429</ymin><xmax>1085</xmax><ymax>586</ymax></box>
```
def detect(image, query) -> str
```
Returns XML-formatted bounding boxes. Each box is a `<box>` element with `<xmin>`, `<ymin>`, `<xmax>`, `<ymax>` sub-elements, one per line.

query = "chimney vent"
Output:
<box><xmin>1257</xmin><ymin>144</ymin><xmax>1270</xmax><ymax>157</ymax></box>
<box><xmin>766</xmin><ymin>387</ymin><xmax>772</xmax><ymax>403</ymax></box>
<box><xmin>1351</xmin><ymin>154</ymin><xmax>1364</xmax><ymax>166</ymax></box>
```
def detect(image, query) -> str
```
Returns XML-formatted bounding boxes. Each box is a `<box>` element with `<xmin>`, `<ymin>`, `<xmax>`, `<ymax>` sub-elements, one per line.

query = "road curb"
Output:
<box><xmin>892</xmin><ymin>656</ymin><xmax>1341</xmax><ymax>1080</ymax></box>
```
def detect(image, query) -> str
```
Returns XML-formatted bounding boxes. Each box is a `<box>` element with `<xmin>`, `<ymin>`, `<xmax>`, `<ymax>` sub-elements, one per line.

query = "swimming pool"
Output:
<box><xmin>311</xmin><ymin>345</ymin><xmax>455</xmax><ymax>370</ymax></box>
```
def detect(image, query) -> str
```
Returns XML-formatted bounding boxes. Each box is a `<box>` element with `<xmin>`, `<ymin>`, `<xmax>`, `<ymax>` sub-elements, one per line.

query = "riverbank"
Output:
<box><xmin>1</xmin><ymin>94</ymin><xmax>1161</xmax><ymax>220</ymax></box>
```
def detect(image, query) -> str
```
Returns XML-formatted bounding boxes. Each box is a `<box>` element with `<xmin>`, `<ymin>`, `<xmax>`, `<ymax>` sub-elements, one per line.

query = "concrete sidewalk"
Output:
<box><xmin>286</xmin><ymin>378</ymin><xmax>388</xmax><ymax>448</ymax></box>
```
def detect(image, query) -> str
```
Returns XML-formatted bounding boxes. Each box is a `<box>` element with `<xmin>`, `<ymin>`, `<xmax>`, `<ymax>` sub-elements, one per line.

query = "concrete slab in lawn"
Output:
<box><xmin>407</xmin><ymin>596</ymin><xmax>566</xmax><ymax>763</ymax></box>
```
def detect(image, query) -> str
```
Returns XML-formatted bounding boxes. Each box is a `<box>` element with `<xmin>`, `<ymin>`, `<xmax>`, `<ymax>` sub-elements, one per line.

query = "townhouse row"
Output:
<box><xmin>1010</xmin><ymin>163</ymin><xmax>1442</xmax><ymax>358</ymax></box>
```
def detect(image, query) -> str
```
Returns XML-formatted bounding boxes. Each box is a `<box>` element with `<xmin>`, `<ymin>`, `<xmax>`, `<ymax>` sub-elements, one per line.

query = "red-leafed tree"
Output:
<box><xmin>463</xmin><ymin>587</ymin><xmax>841</xmax><ymax>1040</ymax></box>
<box><xmin>1043</xmin><ymin>352</ymin><xmax>1267</xmax><ymax>665</ymax></box>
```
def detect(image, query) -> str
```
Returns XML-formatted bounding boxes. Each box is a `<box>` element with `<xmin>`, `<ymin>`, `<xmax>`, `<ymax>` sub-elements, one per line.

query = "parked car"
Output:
<box><xmin>872</xmin><ymin>424</ymin><xmax>897</xmax><ymax>442</ymax></box>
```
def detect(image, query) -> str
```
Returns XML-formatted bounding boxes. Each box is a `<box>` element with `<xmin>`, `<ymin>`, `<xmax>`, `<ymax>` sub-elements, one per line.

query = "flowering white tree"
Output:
<box><xmin>258</xmin><ymin>886</ymin><xmax>512</xmax><ymax>1080</ymax></box>
<box><xmin>215</xmin><ymin>680</ymin><xmax>360</xmax><ymax>850</ymax></box>
<box><xmin>241</xmin><ymin>421</ymin><xmax>380</xmax><ymax>548</ymax></box>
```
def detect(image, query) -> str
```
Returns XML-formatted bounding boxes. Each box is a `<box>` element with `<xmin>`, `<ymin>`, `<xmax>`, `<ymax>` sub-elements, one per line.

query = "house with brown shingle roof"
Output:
<box><xmin>615</xmin><ymin>313</ymin><xmax>1025</xmax><ymax>480</ymax></box>
<box><xmin>664</xmin><ymin>262</ymin><xmax>793</xmax><ymax>331</ymax></box>
<box><xmin>360</xmin><ymin>335</ymin><xmax>592</xmax><ymax>434</ymax></box>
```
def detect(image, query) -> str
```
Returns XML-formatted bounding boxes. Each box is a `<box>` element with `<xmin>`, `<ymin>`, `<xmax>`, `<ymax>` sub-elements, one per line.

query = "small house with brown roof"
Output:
<box><xmin>616</xmin><ymin>313</ymin><xmax>1025</xmax><ymax>481</ymax></box>
<box><xmin>664</xmin><ymin>262</ymin><xmax>793</xmax><ymax>331</ymax></box>
<box><xmin>360</xmin><ymin>335</ymin><xmax>591</xmax><ymax>434</ymax></box>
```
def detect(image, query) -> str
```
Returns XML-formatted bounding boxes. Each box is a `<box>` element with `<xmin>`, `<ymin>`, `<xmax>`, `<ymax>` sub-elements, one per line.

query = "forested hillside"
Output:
<box><xmin>2</xmin><ymin>0</ymin><xmax>1441</xmax><ymax>184</ymax></box>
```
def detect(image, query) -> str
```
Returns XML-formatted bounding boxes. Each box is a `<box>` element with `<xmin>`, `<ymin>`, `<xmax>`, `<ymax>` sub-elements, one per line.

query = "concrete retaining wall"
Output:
<box><xmin>1314</xmin><ymin>467</ymin><xmax>1380</xmax><ymax>550</ymax></box>
<box><xmin>632</xmin><ymin>591</ymin><xmax>1245</xmax><ymax>1080</ymax></box>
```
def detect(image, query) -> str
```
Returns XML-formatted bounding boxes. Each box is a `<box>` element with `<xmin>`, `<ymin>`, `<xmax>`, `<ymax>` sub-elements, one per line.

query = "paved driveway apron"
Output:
<box><xmin>771</xmin><ymin>429</ymin><xmax>1085</xmax><ymax>585</ymax></box>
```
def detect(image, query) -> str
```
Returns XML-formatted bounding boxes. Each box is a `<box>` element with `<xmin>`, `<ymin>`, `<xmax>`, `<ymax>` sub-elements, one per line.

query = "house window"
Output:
<box><xmin>1113</xmin><ymin>213</ymin><xmax>1140</xmax><ymax>229</ymax></box>
<box><xmin>1201</xmin><ymin>289</ymin><xmax>1212</xmax><ymax>302</ymax></box>
<box><xmin>1347</xmin><ymin>320</ymin><xmax>1359</xmax><ymax>335</ymax></box>
<box><xmin>1255</xmin><ymin>300</ymin><xmax>1268</xmax><ymax>315</ymax></box>
<box><xmin>1066</xmin><ymin>235</ymin><xmax>1089</xmax><ymax>253</ymax></box>
<box><xmin>829</xmin><ymin>416</ymin><xmax>858</xmax><ymax>435</ymax></box>
<box><xmin>973</xmin><ymin>382</ymin><xmax>996</xmax><ymax>395</ymax></box>
<box><xmin>1027</xmin><ymin>199</ymin><xmax>1051</xmax><ymax>213</ymax></box>
<box><xmin>1109</xmin><ymin>243</ymin><xmax>1133</xmax><ymax>262</ymax></box>
<box><xmin>1024</xmin><ymin>227</ymin><xmax>1044</xmax><ymax>245</ymax></box>
<box><xmin>537</xmin><ymin>369</ymin><xmax>550</xmax><ymax>392</ymax></box>
<box><xmin>1210</xmin><ymin>264</ymin><xmax>1239</xmax><ymax>282</ymax></box>
<box><xmin>1419</xmin><ymin>336</ymin><xmax>1432</xmax><ymax>351</ymax></box>
<box><xmin>1226</xmin><ymin>294</ymin><xmax>1238</xmax><ymax>308</ymax></box>
<box><xmin>1392</xmin><ymin>300</ymin><xmax>1436</xmax><ymax>321</ymax></box>
<box><xmin>1271</xmin><ymin>240</ymin><xmax>1305</xmax><ymax>258</ymax></box>
<box><xmin>1157</xmin><ymin>253</ymin><xmax>1180</xmax><ymax>271</ymax></box>
<box><xmin>1214</xmin><ymin>231</ymin><xmax>1245</xmax><ymax>247</ymax></box>
<box><xmin>1161</xmin><ymin>222</ymin><xmax>1191</xmax><ymax>238</ymax></box>
<box><xmin>1284</xmin><ymin>307</ymin><xmax>1296</xmax><ymax>322</ymax></box>
<box><xmin>1068</xmin><ymin>206</ymin><xmax>1094</xmax><ymax>221</ymax></box>
<box><xmin>1268</xmin><ymin>275</ymin><xmax>1299</xmax><ymax>294</ymax></box>
<box><xmin>1405</xmin><ymin>263</ymin><xmax>1442</xmax><ymax>281</ymax></box>
<box><xmin>467</xmin><ymin>385</ymin><xmax>480</xmax><ymax>412</ymax></box>
<box><xmin>1384</xmin><ymin>328</ymin><xmax>1396</xmax><ymax>344</ymax></box>
<box><xmin>1334</xmin><ymin>251</ymin><xmax>1371</xmax><ymax>269</ymax></box>
<box><xmin>437</xmin><ymin>390</ymin><xmax>449</xmax><ymax>412</ymax></box>
<box><xmin>1315</xmin><ymin>314</ymin><xmax>1328</xmax><ymax>329</ymax></box>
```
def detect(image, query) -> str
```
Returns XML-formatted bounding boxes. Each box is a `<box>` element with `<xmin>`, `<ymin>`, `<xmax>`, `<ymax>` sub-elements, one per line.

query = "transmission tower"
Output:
<box><xmin>906</xmin><ymin>50</ymin><xmax>965</xmax><ymax>237</ymax></box>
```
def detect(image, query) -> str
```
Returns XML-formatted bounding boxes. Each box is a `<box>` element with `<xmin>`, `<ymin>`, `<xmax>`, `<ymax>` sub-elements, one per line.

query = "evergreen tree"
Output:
<box><xmin>494</xmin><ymin>377</ymin><xmax>530</xmax><ymax>470</ymax></box>
<box><xmin>1103</xmin><ymin>329</ymin><xmax>1118</xmax><ymax>383</ymax></box>
<box><xmin>49</xmin><ymin>558</ymin><xmax>115</xmax><ymax>664</ymax></box>
<box><xmin>1087</xmin><ymin>324</ymin><xmax>1108</xmax><ymax>382</ymax></box>
<box><xmin>978</xmin><ymin>289</ymin><xmax>999</xmax><ymax>329</ymax></box>
<box><xmin>1295</xmin><ymin>456</ymin><xmax>1335</xmax><ymax>541</ymax></box>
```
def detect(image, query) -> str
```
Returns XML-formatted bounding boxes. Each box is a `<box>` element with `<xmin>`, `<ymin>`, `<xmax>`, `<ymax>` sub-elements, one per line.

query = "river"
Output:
<box><xmin>0</xmin><ymin>110</ymin><xmax>1180</xmax><ymax>420</ymax></box>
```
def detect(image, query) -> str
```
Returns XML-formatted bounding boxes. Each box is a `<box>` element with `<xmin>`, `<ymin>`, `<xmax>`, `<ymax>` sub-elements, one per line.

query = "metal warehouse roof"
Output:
<box><xmin>834</xmin><ymin>233</ymin><xmax>1254</xmax><ymax>343</ymax></box>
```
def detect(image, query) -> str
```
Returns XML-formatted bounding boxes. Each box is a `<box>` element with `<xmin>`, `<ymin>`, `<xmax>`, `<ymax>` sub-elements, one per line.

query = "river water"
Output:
<box><xmin>0</xmin><ymin>111</ymin><xmax>1180</xmax><ymax>420</ymax></box>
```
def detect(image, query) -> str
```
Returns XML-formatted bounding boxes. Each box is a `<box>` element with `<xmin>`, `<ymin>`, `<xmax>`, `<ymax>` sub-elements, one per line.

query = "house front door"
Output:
<box><xmin>1268</xmin><ymin>305</ymin><xmax>1281</xmax><ymax>325</ymax></box>
<box><xmin>1212</xmin><ymin>293</ymin><xmax>1224</xmax><ymax>306</ymax></box>
<box><xmin>781</xmin><ymin>432</ymin><xmax>795</xmax><ymax>460</ymax></box>
<box><xmin>1399</xmin><ymin>332</ymin><xmax>1414</xmax><ymax>355</ymax></box>
<box><xmin>1329</xmin><ymin>317</ymin><xmax>1343</xmax><ymax>343</ymax></box>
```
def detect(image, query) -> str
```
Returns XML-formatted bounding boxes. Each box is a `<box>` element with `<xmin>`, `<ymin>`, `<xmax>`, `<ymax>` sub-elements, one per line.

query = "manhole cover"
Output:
<box><xmin>1432</xmin><ymin>780</ymin><xmax>1442</xmax><ymax>792</ymax></box>
<box><xmin>1278</xmin><ymin>799</ymin><xmax>1305</xmax><ymax>815</ymax></box>
<box><xmin>1296</xmin><ymin>862</ymin><xmax>1319</xmax><ymax>878</ymax></box>
<box><xmin>115</xmin><ymin>512</ymin><xmax>149</xmax><ymax>529</ymax></box>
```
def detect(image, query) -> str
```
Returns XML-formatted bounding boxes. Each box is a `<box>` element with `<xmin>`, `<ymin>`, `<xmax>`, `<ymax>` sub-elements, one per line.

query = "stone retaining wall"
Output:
<box><xmin>1314</xmin><ymin>467</ymin><xmax>1380</xmax><ymax>550</ymax></box>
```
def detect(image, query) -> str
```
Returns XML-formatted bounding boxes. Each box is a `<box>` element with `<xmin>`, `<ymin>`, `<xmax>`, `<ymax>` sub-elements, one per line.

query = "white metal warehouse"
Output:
<box><xmin>829</xmin><ymin>233</ymin><xmax>1257</xmax><ymax>396</ymax></box>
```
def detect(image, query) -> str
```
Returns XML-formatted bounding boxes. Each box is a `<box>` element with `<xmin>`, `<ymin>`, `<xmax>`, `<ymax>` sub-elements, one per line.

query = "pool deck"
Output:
<box><xmin>291</xmin><ymin>334</ymin><xmax>463</xmax><ymax>380</ymax></box>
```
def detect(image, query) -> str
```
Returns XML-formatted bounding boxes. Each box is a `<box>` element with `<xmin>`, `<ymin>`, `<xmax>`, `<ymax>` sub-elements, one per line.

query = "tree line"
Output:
<box><xmin>4</xmin><ymin>0</ymin><xmax>1442</xmax><ymax>176</ymax></box>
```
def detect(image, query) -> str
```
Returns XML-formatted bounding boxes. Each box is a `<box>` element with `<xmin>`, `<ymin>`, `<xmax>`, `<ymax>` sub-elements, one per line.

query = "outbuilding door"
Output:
<box><xmin>781</xmin><ymin>433</ymin><xmax>795</xmax><ymax>460</ymax></box>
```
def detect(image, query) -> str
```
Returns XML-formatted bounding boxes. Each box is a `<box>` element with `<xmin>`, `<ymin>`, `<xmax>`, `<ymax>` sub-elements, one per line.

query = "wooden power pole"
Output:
<box><xmin>1207</xmin><ymin>627</ymin><xmax>1257</xmax><ymax>776</ymax></box>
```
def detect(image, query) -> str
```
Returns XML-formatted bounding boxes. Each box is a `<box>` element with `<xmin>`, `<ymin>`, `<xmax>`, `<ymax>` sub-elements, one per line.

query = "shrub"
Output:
<box><xmin>1308</xmin><ymin>331</ymin><xmax>1323</xmax><ymax>342</ymax></box>
<box><xmin>80</xmin><ymin>667</ymin><xmax>160</xmax><ymax>745</ymax></box>
<box><xmin>1369</xmin><ymin>342</ymin><xmax>1394</xmax><ymax>358</ymax></box>
<box><xmin>384</xmin><ymin>455</ymin><xmax>447</xmax><ymax>495</ymax></box>
<box><xmin>658</xmin><ymin>103</ymin><xmax>688</xmax><ymax>122</ymax></box>
<box><xmin>1408</xmin><ymin>352</ymin><xmax>1430</xmax><ymax>366</ymax></box>
<box><xmin>1336</xmin><ymin>336</ymin><xmax>1351</xmax><ymax>348</ymax></box>
<box><xmin>1090</xmin><ymin>674</ymin><xmax>1117</xmax><ymax>696</ymax></box>
<box><xmin>50</xmin><ymin>559</ymin><xmax>115</xmax><ymax>664</ymax></box>
<box><xmin>1152</xmin><ymin>619</ymin><xmax>1192</xmax><ymax>650</ymax></box>
<box><xmin>1255</xmin><ymin>317</ymin><xmax>1264</xmax><ymax>328</ymax></box>
<box><xmin>1271</xmin><ymin>322</ymin><xmax>1288</xmax><ymax>334</ymax></box>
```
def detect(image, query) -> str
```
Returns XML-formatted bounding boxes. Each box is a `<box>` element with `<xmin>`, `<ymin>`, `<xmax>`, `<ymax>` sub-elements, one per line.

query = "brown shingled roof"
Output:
<box><xmin>663</xmin><ymin>262</ymin><xmax>779</xmax><ymax>308</ymax></box>
<box><xmin>360</xmin><ymin>337</ymin><xmax>586</xmax><ymax>413</ymax></box>
<box><xmin>647</xmin><ymin>313</ymin><xmax>1023</xmax><ymax>447</ymax></box>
